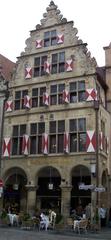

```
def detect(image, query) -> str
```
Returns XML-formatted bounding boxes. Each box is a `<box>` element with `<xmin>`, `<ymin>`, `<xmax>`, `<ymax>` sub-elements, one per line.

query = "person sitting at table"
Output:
<box><xmin>40</xmin><ymin>212</ymin><xmax>49</xmax><ymax>231</ymax></box>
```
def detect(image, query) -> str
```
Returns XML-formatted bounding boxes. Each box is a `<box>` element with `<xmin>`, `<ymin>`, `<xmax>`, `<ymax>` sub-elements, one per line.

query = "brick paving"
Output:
<box><xmin>0</xmin><ymin>227</ymin><xmax>111</xmax><ymax>240</ymax></box>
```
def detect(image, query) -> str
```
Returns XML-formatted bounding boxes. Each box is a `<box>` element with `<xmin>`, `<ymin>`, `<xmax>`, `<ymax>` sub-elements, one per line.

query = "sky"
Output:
<box><xmin>0</xmin><ymin>0</ymin><xmax>111</xmax><ymax>66</ymax></box>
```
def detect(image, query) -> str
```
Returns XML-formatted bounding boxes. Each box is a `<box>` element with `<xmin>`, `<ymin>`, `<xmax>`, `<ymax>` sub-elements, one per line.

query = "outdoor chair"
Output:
<box><xmin>74</xmin><ymin>219</ymin><xmax>88</xmax><ymax>234</ymax></box>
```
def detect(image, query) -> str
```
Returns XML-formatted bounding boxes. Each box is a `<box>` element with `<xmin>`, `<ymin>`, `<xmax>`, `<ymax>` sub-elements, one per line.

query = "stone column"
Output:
<box><xmin>25</xmin><ymin>185</ymin><xmax>37</xmax><ymax>215</ymax></box>
<box><xmin>60</xmin><ymin>184</ymin><xmax>72</xmax><ymax>218</ymax></box>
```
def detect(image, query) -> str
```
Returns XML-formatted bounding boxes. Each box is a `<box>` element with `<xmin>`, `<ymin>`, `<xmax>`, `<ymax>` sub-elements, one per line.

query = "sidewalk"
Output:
<box><xmin>52</xmin><ymin>227</ymin><xmax>111</xmax><ymax>239</ymax></box>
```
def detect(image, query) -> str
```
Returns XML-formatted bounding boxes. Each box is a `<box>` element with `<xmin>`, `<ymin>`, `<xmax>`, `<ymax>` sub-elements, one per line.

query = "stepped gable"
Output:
<box><xmin>19</xmin><ymin>1</ymin><xmax>97</xmax><ymax>69</ymax></box>
<box><xmin>37</xmin><ymin>1</ymin><xmax>67</xmax><ymax>29</ymax></box>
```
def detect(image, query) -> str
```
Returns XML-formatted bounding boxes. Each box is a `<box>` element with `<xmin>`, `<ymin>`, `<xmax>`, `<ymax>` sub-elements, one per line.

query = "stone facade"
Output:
<box><xmin>2</xmin><ymin>1</ymin><xmax>111</xmax><ymax>217</ymax></box>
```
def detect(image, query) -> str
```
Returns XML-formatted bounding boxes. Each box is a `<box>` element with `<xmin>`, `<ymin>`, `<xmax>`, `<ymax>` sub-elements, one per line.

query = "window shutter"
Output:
<box><xmin>65</xmin><ymin>59</ymin><xmax>73</xmax><ymax>72</ymax></box>
<box><xmin>64</xmin><ymin>132</ymin><xmax>69</xmax><ymax>153</ymax></box>
<box><xmin>63</xmin><ymin>89</ymin><xmax>69</xmax><ymax>103</ymax></box>
<box><xmin>24</xmin><ymin>95</ymin><xmax>31</xmax><ymax>109</ymax></box>
<box><xmin>57</xmin><ymin>34</ymin><xmax>64</xmax><ymax>44</ymax></box>
<box><xmin>36</xmin><ymin>39</ymin><xmax>42</xmax><ymax>48</ymax></box>
<box><xmin>2</xmin><ymin>138</ymin><xmax>11</xmax><ymax>157</ymax></box>
<box><xmin>5</xmin><ymin>100</ymin><xmax>13</xmax><ymax>112</ymax></box>
<box><xmin>86</xmin><ymin>130</ymin><xmax>96</xmax><ymax>152</ymax></box>
<box><xmin>42</xmin><ymin>133</ymin><xmax>48</xmax><ymax>154</ymax></box>
<box><xmin>44</xmin><ymin>61</ymin><xmax>50</xmax><ymax>74</ymax></box>
<box><xmin>22</xmin><ymin>134</ymin><xmax>29</xmax><ymax>155</ymax></box>
<box><xmin>86</xmin><ymin>89</ymin><xmax>97</xmax><ymax>101</ymax></box>
<box><xmin>43</xmin><ymin>92</ymin><xmax>49</xmax><ymax>106</ymax></box>
<box><xmin>25</xmin><ymin>67</ymin><xmax>32</xmax><ymax>79</ymax></box>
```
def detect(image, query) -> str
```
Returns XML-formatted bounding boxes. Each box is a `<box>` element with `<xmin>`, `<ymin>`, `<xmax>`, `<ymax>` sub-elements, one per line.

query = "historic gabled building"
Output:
<box><xmin>2</xmin><ymin>1</ymin><xmax>111</xmax><ymax>217</ymax></box>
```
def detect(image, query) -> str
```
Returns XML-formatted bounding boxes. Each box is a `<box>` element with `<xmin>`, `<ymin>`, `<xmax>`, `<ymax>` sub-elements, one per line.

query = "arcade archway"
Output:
<box><xmin>3</xmin><ymin>167</ymin><xmax>27</xmax><ymax>213</ymax></box>
<box><xmin>36</xmin><ymin>166</ymin><xmax>61</xmax><ymax>213</ymax></box>
<box><xmin>71</xmin><ymin>164</ymin><xmax>91</xmax><ymax>211</ymax></box>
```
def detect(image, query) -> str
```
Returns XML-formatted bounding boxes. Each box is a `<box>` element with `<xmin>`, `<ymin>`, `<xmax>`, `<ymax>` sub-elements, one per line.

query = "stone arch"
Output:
<box><xmin>70</xmin><ymin>164</ymin><xmax>91</xmax><ymax>211</ymax></box>
<box><xmin>36</xmin><ymin>165</ymin><xmax>61</xmax><ymax>212</ymax></box>
<box><xmin>3</xmin><ymin>167</ymin><xmax>28</xmax><ymax>213</ymax></box>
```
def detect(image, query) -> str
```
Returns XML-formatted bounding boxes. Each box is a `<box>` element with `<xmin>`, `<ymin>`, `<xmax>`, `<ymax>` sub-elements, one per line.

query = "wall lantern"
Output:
<box><xmin>48</xmin><ymin>167</ymin><xmax>53</xmax><ymax>190</ymax></box>
<box><xmin>91</xmin><ymin>163</ymin><xmax>96</xmax><ymax>176</ymax></box>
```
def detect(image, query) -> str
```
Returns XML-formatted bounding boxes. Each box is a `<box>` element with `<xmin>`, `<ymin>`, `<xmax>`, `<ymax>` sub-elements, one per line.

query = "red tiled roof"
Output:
<box><xmin>0</xmin><ymin>54</ymin><xmax>15</xmax><ymax>81</ymax></box>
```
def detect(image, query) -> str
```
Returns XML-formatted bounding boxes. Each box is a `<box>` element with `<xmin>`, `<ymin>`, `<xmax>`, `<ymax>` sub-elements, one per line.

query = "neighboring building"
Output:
<box><xmin>2</xmin><ymin>1</ymin><xmax>111</xmax><ymax>217</ymax></box>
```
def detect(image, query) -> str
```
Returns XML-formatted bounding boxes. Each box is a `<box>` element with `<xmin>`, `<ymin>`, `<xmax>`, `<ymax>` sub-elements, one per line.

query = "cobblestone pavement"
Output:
<box><xmin>0</xmin><ymin>227</ymin><xmax>111</xmax><ymax>240</ymax></box>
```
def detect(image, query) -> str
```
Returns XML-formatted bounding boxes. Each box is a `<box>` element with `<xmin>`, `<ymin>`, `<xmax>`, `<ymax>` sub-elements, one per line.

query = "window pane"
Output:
<box><xmin>78</xmin><ymin>81</ymin><xmax>85</xmax><ymax>90</ymax></box>
<box><xmin>79</xmin><ymin>133</ymin><xmax>86</xmax><ymax>151</ymax></box>
<box><xmin>38</xmin><ymin>136</ymin><xmax>42</xmax><ymax>154</ymax></box>
<box><xmin>20</xmin><ymin>125</ymin><xmax>26</xmax><ymax>135</ymax></box>
<box><xmin>32</xmin><ymin>98</ymin><xmax>38</xmax><ymax>108</ymax></box>
<box><xmin>38</xmin><ymin>122</ymin><xmax>45</xmax><ymax>134</ymax></box>
<box><xmin>70</xmin><ymin>82</ymin><xmax>77</xmax><ymax>91</ymax></box>
<box><xmin>70</xmin><ymin>93</ymin><xmax>77</xmax><ymax>103</ymax></box>
<box><xmin>59</xmin><ymin>52</ymin><xmax>65</xmax><ymax>62</ymax></box>
<box><xmin>22</xmin><ymin>90</ymin><xmax>28</xmax><ymax>97</ymax></box>
<box><xmin>59</xmin><ymin>63</ymin><xmax>65</xmax><ymax>73</ymax></box>
<box><xmin>34</xmin><ymin>58</ymin><xmax>40</xmax><ymax>66</ymax></box>
<box><xmin>34</xmin><ymin>67</ymin><xmax>40</xmax><ymax>77</ymax></box>
<box><xmin>32</xmin><ymin>88</ymin><xmax>38</xmax><ymax>96</ymax></box>
<box><xmin>14</xmin><ymin>100</ymin><xmax>20</xmax><ymax>110</ymax></box>
<box><xmin>50</xmin><ymin>95</ymin><xmax>57</xmax><ymax>105</ymax></box>
<box><xmin>44</xmin><ymin>31</ymin><xmax>50</xmax><ymax>39</ymax></box>
<box><xmin>51</xmin><ymin>85</ymin><xmax>57</xmax><ymax>93</ymax></box>
<box><xmin>50</xmin><ymin>121</ymin><xmax>56</xmax><ymax>133</ymax></box>
<box><xmin>13</xmin><ymin>126</ymin><xmax>19</xmax><ymax>136</ymax></box>
<box><xmin>30</xmin><ymin>123</ymin><xmax>37</xmax><ymax>135</ymax></box>
<box><xmin>44</xmin><ymin>39</ymin><xmax>50</xmax><ymax>47</ymax></box>
<box><xmin>58</xmin><ymin>120</ymin><xmax>65</xmax><ymax>132</ymax></box>
<box><xmin>70</xmin><ymin>119</ymin><xmax>77</xmax><ymax>132</ymax></box>
<box><xmin>19</xmin><ymin>137</ymin><xmax>23</xmax><ymax>155</ymax></box>
<box><xmin>51</xmin><ymin>64</ymin><xmax>57</xmax><ymax>74</ymax></box>
<box><xmin>40</xmin><ymin>87</ymin><xmax>46</xmax><ymax>95</ymax></box>
<box><xmin>52</xmin><ymin>54</ymin><xmax>58</xmax><ymax>63</ymax></box>
<box><xmin>58</xmin><ymin>94</ymin><xmax>63</xmax><ymax>104</ymax></box>
<box><xmin>49</xmin><ymin>135</ymin><xmax>56</xmax><ymax>153</ymax></box>
<box><xmin>51</xmin><ymin>38</ymin><xmax>57</xmax><ymax>46</ymax></box>
<box><xmin>12</xmin><ymin>138</ymin><xmax>18</xmax><ymax>155</ymax></box>
<box><xmin>41</xmin><ymin>56</ymin><xmax>47</xmax><ymax>65</ymax></box>
<box><xmin>58</xmin><ymin>84</ymin><xmax>65</xmax><ymax>92</ymax></box>
<box><xmin>15</xmin><ymin>91</ymin><xmax>21</xmax><ymax>99</ymax></box>
<box><xmin>58</xmin><ymin>134</ymin><xmax>64</xmax><ymax>153</ymax></box>
<box><xmin>78</xmin><ymin>91</ymin><xmax>86</xmax><ymax>102</ymax></box>
<box><xmin>70</xmin><ymin>133</ymin><xmax>77</xmax><ymax>152</ymax></box>
<box><xmin>51</xmin><ymin>30</ymin><xmax>56</xmax><ymax>37</ymax></box>
<box><xmin>30</xmin><ymin>136</ymin><xmax>36</xmax><ymax>154</ymax></box>
<box><xmin>78</xmin><ymin>119</ymin><xmax>86</xmax><ymax>131</ymax></box>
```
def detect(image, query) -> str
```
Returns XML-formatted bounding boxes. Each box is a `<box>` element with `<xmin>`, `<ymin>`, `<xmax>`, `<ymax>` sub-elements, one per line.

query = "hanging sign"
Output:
<box><xmin>79</xmin><ymin>183</ymin><xmax>94</xmax><ymax>190</ymax></box>
<box><xmin>94</xmin><ymin>187</ymin><xmax>105</xmax><ymax>192</ymax></box>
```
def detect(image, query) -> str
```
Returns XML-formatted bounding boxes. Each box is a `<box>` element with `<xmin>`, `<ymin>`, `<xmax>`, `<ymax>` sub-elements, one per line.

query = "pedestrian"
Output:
<box><xmin>99</xmin><ymin>204</ymin><xmax>107</xmax><ymax>227</ymax></box>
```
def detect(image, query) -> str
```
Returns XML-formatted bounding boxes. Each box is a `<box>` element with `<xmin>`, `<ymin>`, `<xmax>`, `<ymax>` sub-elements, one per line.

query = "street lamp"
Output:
<box><xmin>94</xmin><ymin>100</ymin><xmax>99</xmax><ymax>206</ymax></box>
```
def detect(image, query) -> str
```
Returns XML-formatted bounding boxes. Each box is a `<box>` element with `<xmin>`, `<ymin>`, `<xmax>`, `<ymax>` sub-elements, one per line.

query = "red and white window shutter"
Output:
<box><xmin>25</xmin><ymin>67</ymin><xmax>32</xmax><ymax>79</ymax></box>
<box><xmin>86</xmin><ymin>130</ymin><xmax>96</xmax><ymax>152</ymax></box>
<box><xmin>57</xmin><ymin>34</ymin><xmax>64</xmax><ymax>44</ymax></box>
<box><xmin>63</xmin><ymin>89</ymin><xmax>69</xmax><ymax>103</ymax></box>
<box><xmin>22</xmin><ymin>134</ymin><xmax>29</xmax><ymax>155</ymax></box>
<box><xmin>43</xmin><ymin>92</ymin><xmax>49</xmax><ymax>106</ymax></box>
<box><xmin>86</xmin><ymin>89</ymin><xmax>97</xmax><ymax>101</ymax></box>
<box><xmin>24</xmin><ymin>95</ymin><xmax>31</xmax><ymax>109</ymax></box>
<box><xmin>64</xmin><ymin>132</ymin><xmax>69</xmax><ymax>153</ymax></box>
<box><xmin>65</xmin><ymin>59</ymin><xmax>73</xmax><ymax>72</ymax></box>
<box><xmin>44</xmin><ymin>61</ymin><xmax>50</xmax><ymax>74</ymax></box>
<box><xmin>99</xmin><ymin>132</ymin><xmax>104</xmax><ymax>150</ymax></box>
<box><xmin>5</xmin><ymin>100</ymin><xmax>13</xmax><ymax>112</ymax></box>
<box><xmin>36</xmin><ymin>39</ymin><xmax>42</xmax><ymax>48</ymax></box>
<box><xmin>2</xmin><ymin>138</ymin><xmax>11</xmax><ymax>157</ymax></box>
<box><xmin>42</xmin><ymin>133</ymin><xmax>48</xmax><ymax>154</ymax></box>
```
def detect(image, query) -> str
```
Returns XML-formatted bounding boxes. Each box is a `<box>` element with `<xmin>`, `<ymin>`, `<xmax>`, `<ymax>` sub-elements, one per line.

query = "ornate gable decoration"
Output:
<box><xmin>37</xmin><ymin>1</ymin><xmax>67</xmax><ymax>29</ymax></box>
